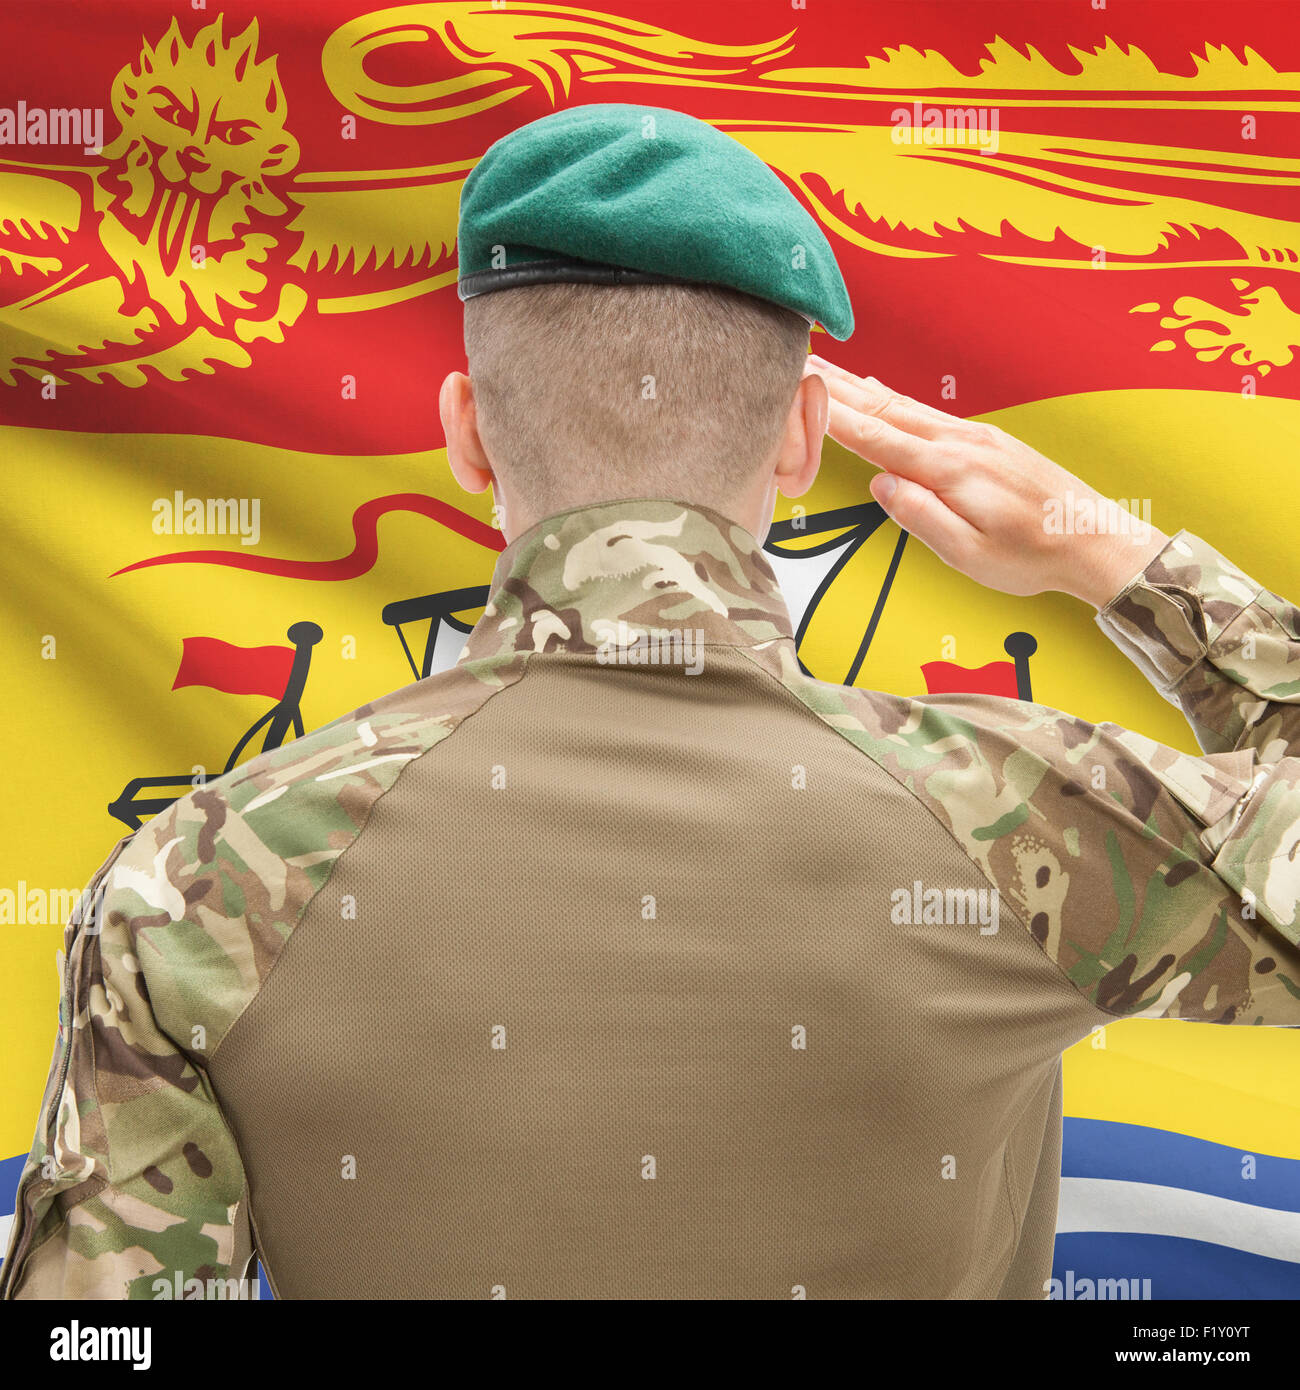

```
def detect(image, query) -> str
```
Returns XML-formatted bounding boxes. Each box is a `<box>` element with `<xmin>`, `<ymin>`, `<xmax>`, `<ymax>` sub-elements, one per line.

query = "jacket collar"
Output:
<box><xmin>458</xmin><ymin>497</ymin><xmax>795</xmax><ymax>665</ymax></box>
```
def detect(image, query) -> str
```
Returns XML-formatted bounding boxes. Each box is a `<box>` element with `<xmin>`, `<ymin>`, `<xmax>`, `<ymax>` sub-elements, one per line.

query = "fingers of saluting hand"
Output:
<box><xmin>866</xmin><ymin>470</ymin><xmax>984</xmax><ymax>570</ymax></box>
<box><xmin>804</xmin><ymin>356</ymin><xmax>960</xmax><ymax>487</ymax></box>
<box><xmin>805</xmin><ymin>355</ymin><xmax>952</xmax><ymax>438</ymax></box>
<box><xmin>803</xmin><ymin>355</ymin><xmax>988</xmax><ymax>563</ymax></box>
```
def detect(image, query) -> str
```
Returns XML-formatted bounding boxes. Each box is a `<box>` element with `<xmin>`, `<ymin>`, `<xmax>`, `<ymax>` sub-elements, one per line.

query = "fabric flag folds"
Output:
<box><xmin>1</xmin><ymin>0</ymin><xmax>1297</xmax><ymax>1298</ymax></box>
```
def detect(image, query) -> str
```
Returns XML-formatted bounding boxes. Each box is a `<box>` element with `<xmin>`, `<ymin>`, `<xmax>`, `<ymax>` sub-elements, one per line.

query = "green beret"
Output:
<box><xmin>457</xmin><ymin>103</ymin><xmax>854</xmax><ymax>340</ymax></box>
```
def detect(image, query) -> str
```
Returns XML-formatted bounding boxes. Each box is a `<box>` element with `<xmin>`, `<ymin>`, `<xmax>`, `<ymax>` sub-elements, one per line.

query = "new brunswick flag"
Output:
<box><xmin>2</xmin><ymin>0</ymin><xmax>1298</xmax><ymax>1296</ymax></box>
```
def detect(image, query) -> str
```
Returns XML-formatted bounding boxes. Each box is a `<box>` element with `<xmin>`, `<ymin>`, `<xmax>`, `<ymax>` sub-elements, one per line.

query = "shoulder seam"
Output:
<box><xmin>208</xmin><ymin>656</ymin><xmax>532</xmax><ymax>1063</ymax></box>
<box><xmin>736</xmin><ymin>648</ymin><xmax>1120</xmax><ymax>1022</ymax></box>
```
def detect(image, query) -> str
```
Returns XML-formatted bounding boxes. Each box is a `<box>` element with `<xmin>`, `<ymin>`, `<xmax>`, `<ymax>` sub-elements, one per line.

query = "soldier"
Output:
<box><xmin>3</xmin><ymin>103</ymin><xmax>1297</xmax><ymax>1301</ymax></box>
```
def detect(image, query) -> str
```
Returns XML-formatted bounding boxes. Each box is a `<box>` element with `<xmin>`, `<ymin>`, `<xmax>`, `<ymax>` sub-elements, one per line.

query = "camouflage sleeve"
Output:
<box><xmin>823</xmin><ymin>673</ymin><xmax>1300</xmax><ymax>1027</ymax></box>
<box><xmin>0</xmin><ymin>824</ymin><xmax>254</xmax><ymax>1300</ymax></box>
<box><xmin>1096</xmin><ymin>528</ymin><xmax>1300</xmax><ymax>759</ymax></box>
<box><xmin>858</xmin><ymin>688</ymin><xmax>1300</xmax><ymax>1026</ymax></box>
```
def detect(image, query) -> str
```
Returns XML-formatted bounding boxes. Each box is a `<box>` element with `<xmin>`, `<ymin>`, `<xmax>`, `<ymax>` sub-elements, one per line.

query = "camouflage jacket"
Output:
<box><xmin>2</xmin><ymin>498</ymin><xmax>1297</xmax><ymax>1300</ymax></box>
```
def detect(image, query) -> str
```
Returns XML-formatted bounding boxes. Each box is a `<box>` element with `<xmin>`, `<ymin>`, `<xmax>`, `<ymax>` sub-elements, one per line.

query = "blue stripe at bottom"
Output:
<box><xmin>1052</xmin><ymin>1232</ymin><xmax>1300</xmax><ymax>1299</ymax></box>
<box><xmin>1062</xmin><ymin>1116</ymin><xmax>1300</xmax><ymax>1210</ymax></box>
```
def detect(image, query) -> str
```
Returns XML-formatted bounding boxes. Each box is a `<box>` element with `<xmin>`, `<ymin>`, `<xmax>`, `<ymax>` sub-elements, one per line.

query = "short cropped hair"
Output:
<box><xmin>462</xmin><ymin>281</ymin><xmax>809</xmax><ymax>518</ymax></box>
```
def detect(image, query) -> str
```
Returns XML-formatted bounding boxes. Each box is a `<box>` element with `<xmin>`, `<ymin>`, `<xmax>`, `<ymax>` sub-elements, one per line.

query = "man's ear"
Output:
<box><xmin>440</xmin><ymin>371</ymin><xmax>495</xmax><ymax>495</ymax></box>
<box><xmin>773</xmin><ymin>370</ymin><xmax>827</xmax><ymax>500</ymax></box>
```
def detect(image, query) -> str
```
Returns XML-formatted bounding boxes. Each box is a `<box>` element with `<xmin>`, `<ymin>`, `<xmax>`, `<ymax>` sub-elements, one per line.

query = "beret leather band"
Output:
<box><xmin>458</xmin><ymin>257</ymin><xmax>818</xmax><ymax>325</ymax></box>
<box><xmin>458</xmin><ymin>257</ymin><xmax>685</xmax><ymax>299</ymax></box>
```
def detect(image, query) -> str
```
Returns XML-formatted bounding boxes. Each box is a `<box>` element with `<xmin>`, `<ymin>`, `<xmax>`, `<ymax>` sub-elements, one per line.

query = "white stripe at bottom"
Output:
<box><xmin>1056</xmin><ymin>1176</ymin><xmax>1300</xmax><ymax>1264</ymax></box>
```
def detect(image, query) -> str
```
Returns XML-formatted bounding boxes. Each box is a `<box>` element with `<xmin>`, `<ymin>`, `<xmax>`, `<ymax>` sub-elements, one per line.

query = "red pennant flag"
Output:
<box><xmin>920</xmin><ymin>660</ymin><xmax>1021</xmax><ymax>699</ymax></box>
<box><xmin>172</xmin><ymin>637</ymin><xmax>296</xmax><ymax>700</ymax></box>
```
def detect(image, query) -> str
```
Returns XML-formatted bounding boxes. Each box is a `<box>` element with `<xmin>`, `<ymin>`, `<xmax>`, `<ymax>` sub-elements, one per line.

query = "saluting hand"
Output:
<box><xmin>803</xmin><ymin>355</ymin><xmax>1171</xmax><ymax>611</ymax></box>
